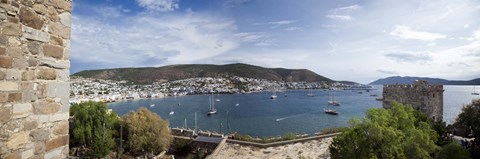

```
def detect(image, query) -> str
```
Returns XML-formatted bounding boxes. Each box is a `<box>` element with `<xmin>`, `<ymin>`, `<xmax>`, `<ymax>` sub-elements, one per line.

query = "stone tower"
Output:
<box><xmin>383</xmin><ymin>80</ymin><xmax>444</xmax><ymax>122</ymax></box>
<box><xmin>0</xmin><ymin>0</ymin><xmax>72</xmax><ymax>158</ymax></box>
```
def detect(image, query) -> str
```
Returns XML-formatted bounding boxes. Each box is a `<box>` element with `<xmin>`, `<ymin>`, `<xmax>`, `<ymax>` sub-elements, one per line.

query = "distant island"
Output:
<box><xmin>72</xmin><ymin>63</ymin><xmax>334</xmax><ymax>84</ymax></box>
<box><xmin>370</xmin><ymin>76</ymin><xmax>480</xmax><ymax>85</ymax></box>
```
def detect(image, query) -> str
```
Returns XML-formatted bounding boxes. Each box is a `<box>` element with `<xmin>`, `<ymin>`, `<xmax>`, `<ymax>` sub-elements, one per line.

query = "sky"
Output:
<box><xmin>70</xmin><ymin>0</ymin><xmax>480</xmax><ymax>83</ymax></box>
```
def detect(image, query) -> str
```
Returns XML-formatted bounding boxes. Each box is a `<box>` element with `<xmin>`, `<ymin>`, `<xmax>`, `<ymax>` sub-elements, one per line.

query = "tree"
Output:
<box><xmin>455</xmin><ymin>99</ymin><xmax>480</xmax><ymax>139</ymax></box>
<box><xmin>70</xmin><ymin>101</ymin><xmax>118</xmax><ymax>158</ymax></box>
<box><xmin>435</xmin><ymin>143</ymin><xmax>470</xmax><ymax>159</ymax></box>
<box><xmin>329</xmin><ymin>102</ymin><xmax>439</xmax><ymax>159</ymax></box>
<box><xmin>122</xmin><ymin>107</ymin><xmax>172</xmax><ymax>156</ymax></box>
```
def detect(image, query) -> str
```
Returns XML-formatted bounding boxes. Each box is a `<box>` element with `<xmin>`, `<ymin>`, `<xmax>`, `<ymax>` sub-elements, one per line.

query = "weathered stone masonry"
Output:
<box><xmin>383</xmin><ymin>80</ymin><xmax>444</xmax><ymax>122</ymax></box>
<box><xmin>0</xmin><ymin>0</ymin><xmax>71</xmax><ymax>158</ymax></box>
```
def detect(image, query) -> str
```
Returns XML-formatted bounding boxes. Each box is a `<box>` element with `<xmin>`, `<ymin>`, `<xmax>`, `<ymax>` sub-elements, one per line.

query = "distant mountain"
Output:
<box><xmin>72</xmin><ymin>63</ymin><xmax>334</xmax><ymax>84</ymax></box>
<box><xmin>370</xmin><ymin>76</ymin><xmax>480</xmax><ymax>85</ymax></box>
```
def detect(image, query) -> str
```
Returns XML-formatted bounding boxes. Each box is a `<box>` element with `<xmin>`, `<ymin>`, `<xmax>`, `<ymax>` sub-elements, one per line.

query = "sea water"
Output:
<box><xmin>108</xmin><ymin>85</ymin><xmax>480</xmax><ymax>137</ymax></box>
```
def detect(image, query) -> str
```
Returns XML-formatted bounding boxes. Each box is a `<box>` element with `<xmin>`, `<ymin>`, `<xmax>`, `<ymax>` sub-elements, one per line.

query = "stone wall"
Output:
<box><xmin>383</xmin><ymin>80</ymin><xmax>444</xmax><ymax>122</ymax></box>
<box><xmin>0</xmin><ymin>0</ymin><xmax>71</xmax><ymax>158</ymax></box>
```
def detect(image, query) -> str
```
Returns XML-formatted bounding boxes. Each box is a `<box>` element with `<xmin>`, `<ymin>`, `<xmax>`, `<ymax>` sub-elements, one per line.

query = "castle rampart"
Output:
<box><xmin>383</xmin><ymin>80</ymin><xmax>444</xmax><ymax>122</ymax></box>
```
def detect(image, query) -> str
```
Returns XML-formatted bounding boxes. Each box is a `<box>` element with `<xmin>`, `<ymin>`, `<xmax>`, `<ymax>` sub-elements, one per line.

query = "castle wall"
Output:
<box><xmin>383</xmin><ymin>80</ymin><xmax>444</xmax><ymax>122</ymax></box>
<box><xmin>0</xmin><ymin>0</ymin><xmax>71</xmax><ymax>158</ymax></box>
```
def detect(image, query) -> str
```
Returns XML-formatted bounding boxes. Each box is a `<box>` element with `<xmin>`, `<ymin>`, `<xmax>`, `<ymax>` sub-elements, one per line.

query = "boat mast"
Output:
<box><xmin>194</xmin><ymin>112</ymin><xmax>197</xmax><ymax>136</ymax></box>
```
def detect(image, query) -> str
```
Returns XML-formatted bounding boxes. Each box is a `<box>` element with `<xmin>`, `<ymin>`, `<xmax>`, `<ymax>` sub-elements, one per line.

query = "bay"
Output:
<box><xmin>108</xmin><ymin>85</ymin><xmax>480</xmax><ymax>137</ymax></box>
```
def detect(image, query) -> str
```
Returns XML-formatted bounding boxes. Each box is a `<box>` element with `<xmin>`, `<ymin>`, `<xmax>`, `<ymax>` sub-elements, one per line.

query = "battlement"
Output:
<box><xmin>383</xmin><ymin>80</ymin><xmax>444</xmax><ymax>122</ymax></box>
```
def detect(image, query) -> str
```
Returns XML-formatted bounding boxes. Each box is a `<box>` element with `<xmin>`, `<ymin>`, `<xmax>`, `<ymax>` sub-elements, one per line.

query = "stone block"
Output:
<box><xmin>0</xmin><ymin>69</ymin><xmax>5</xmax><ymax>79</ymax></box>
<box><xmin>12</xmin><ymin>103</ymin><xmax>32</xmax><ymax>119</ymax></box>
<box><xmin>0</xmin><ymin>92</ymin><xmax>7</xmax><ymax>102</ymax></box>
<box><xmin>58</xmin><ymin>12</ymin><xmax>70</xmax><ymax>27</ymax></box>
<box><xmin>24</xmin><ymin>120</ymin><xmax>38</xmax><ymax>130</ymax></box>
<box><xmin>33</xmin><ymin>100</ymin><xmax>61</xmax><ymax>114</ymax></box>
<box><xmin>27</xmin><ymin>41</ymin><xmax>42</xmax><ymax>55</ymax></box>
<box><xmin>5</xmin><ymin>151</ymin><xmax>20</xmax><ymax>159</ymax></box>
<box><xmin>44</xmin><ymin>146</ymin><xmax>62</xmax><ymax>159</ymax></box>
<box><xmin>39</xmin><ymin>58</ymin><xmax>69</xmax><ymax>69</ymax></box>
<box><xmin>8</xmin><ymin>16</ymin><xmax>20</xmax><ymax>23</ymax></box>
<box><xmin>33</xmin><ymin>4</ymin><xmax>47</xmax><ymax>15</ymax></box>
<box><xmin>37</xmin><ymin>82</ymin><xmax>47</xmax><ymax>99</ymax></box>
<box><xmin>21</xmin><ymin>149</ymin><xmax>34</xmax><ymax>159</ymax></box>
<box><xmin>7</xmin><ymin>92</ymin><xmax>22</xmax><ymax>102</ymax></box>
<box><xmin>0</xmin><ymin>22</ymin><xmax>21</xmax><ymax>36</ymax></box>
<box><xmin>22</xmin><ymin>26</ymin><xmax>49</xmax><ymax>42</ymax></box>
<box><xmin>6</xmin><ymin>47</ymin><xmax>22</xmax><ymax>58</ymax></box>
<box><xmin>0</xmin><ymin>107</ymin><xmax>11</xmax><ymax>124</ymax></box>
<box><xmin>49</xmin><ymin>36</ymin><xmax>62</xmax><ymax>46</ymax></box>
<box><xmin>0</xmin><ymin>35</ymin><xmax>7</xmax><ymax>46</ymax></box>
<box><xmin>46</xmin><ymin>6</ymin><xmax>58</xmax><ymax>22</ymax></box>
<box><xmin>43</xmin><ymin>44</ymin><xmax>63</xmax><ymax>59</ymax></box>
<box><xmin>47</xmin><ymin>81</ymin><xmax>69</xmax><ymax>98</ymax></box>
<box><xmin>48</xmin><ymin>0</ymin><xmax>71</xmax><ymax>11</ymax></box>
<box><xmin>49</xmin><ymin>112</ymin><xmax>68</xmax><ymax>122</ymax></box>
<box><xmin>19</xmin><ymin>6</ymin><xmax>44</xmax><ymax>30</ymax></box>
<box><xmin>53</xmin><ymin>121</ymin><xmax>68</xmax><ymax>135</ymax></box>
<box><xmin>48</xmin><ymin>22</ymin><xmax>69</xmax><ymax>39</ymax></box>
<box><xmin>45</xmin><ymin>135</ymin><xmax>68</xmax><ymax>151</ymax></box>
<box><xmin>6</xmin><ymin>68</ymin><xmax>21</xmax><ymax>80</ymax></box>
<box><xmin>6</xmin><ymin>131</ymin><xmax>28</xmax><ymax>149</ymax></box>
<box><xmin>56</xmin><ymin>69</ymin><xmax>69</xmax><ymax>81</ymax></box>
<box><xmin>21</xmin><ymin>70</ymin><xmax>35</xmax><ymax>81</ymax></box>
<box><xmin>63</xmin><ymin>48</ymin><xmax>69</xmax><ymax>60</ymax></box>
<box><xmin>0</xmin><ymin>56</ymin><xmax>13</xmax><ymax>68</ymax></box>
<box><xmin>30</xmin><ymin>129</ymin><xmax>49</xmax><ymax>141</ymax></box>
<box><xmin>13</xmin><ymin>58</ymin><xmax>27</xmax><ymax>70</ymax></box>
<box><xmin>37</xmin><ymin>68</ymin><xmax>56</xmax><ymax>80</ymax></box>
<box><xmin>34</xmin><ymin>142</ymin><xmax>45</xmax><ymax>154</ymax></box>
<box><xmin>0</xmin><ymin>81</ymin><xmax>18</xmax><ymax>91</ymax></box>
<box><xmin>0</xmin><ymin>47</ymin><xmax>5</xmax><ymax>55</ymax></box>
<box><xmin>8</xmin><ymin>37</ymin><xmax>21</xmax><ymax>47</ymax></box>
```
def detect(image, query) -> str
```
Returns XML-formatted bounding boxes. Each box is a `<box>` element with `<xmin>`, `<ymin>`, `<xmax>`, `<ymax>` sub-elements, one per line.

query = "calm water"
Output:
<box><xmin>108</xmin><ymin>85</ymin><xmax>480</xmax><ymax>137</ymax></box>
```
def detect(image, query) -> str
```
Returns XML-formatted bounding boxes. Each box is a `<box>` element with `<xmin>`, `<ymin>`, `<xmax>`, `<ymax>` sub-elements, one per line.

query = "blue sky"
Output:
<box><xmin>71</xmin><ymin>0</ymin><xmax>480</xmax><ymax>83</ymax></box>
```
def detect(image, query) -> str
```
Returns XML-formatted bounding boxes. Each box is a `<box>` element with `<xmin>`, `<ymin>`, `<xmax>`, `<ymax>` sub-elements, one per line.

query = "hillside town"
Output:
<box><xmin>69</xmin><ymin>76</ymin><xmax>349</xmax><ymax>103</ymax></box>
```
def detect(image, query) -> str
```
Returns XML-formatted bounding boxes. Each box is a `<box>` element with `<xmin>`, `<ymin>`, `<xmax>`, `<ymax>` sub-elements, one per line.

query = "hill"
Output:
<box><xmin>370</xmin><ymin>76</ymin><xmax>480</xmax><ymax>85</ymax></box>
<box><xmin>72</xmin><ymin>63</ymin><xmax>334</xmax><ymax>84</ymax></box>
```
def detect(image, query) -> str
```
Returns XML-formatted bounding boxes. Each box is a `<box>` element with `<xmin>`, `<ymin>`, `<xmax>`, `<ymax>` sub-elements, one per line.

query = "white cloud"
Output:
<box><xmin>223</xmin><ymin>0</ymin><xmax>251</xmax><ymax>8</ymax></box>
<box><xmin>284</xmin><ymin>27</ymin><xmax>301</xmax><ymax>31</ymax></box>
<box><xmin>136</xmin><ymin>0</ymin><xmax>179</xmax><ymax>12</ymax></box>
<box><xmin>377</xmin><ymin>69</ymin><xmax>398</xmax><ymax>75</ymax></box>
<box><xmin>330</xmin><ymin>4</ymin><xmax>361</xmax><ymax>12</ymax></box>
<box><xmin>235</xmin><ymin>32</ymin><xmax>273</xmax><ymax>46</ymax></box>
<box><xmin>94</xmin><ymin>6</ymin><xmax>129</xmax><ymax>18</ymax></box>
<box><xmin>266</xmin><ymin>20</ymin><xmax>296</xmax><ymax>28</ymax></box>
<box><xmin>383</xmin><ymin>50</ymin><xmax>433</xmax><ymax>64</ymax></box>
<box><xmin>390</xmin><ymin>26</ymin><xmax>446</xmax><ymax>41</ymax></box>
<box><xmin>71</xmin><ymin>13</ymin><xmax>240</xmax><ymax>67</ymax></box>
<box><xmin>325</xmin><ymin>15</ymin><xmax>352</xmax><ymax>21</ymax></box>
<box><xmin>474</xmin><ymin>30</ymin><xmax>480</xmax><ymax>40</ymax></box>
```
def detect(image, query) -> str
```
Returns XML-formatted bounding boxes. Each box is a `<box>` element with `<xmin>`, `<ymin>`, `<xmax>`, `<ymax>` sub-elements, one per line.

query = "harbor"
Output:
<box><xmin>108</xmin><ymin>85</ymin><xmax>480</xmax><ymax>137</ymax></box>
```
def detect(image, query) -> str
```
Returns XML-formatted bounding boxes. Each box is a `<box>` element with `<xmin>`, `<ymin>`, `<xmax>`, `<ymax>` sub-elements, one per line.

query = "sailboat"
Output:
<box><xmin>169</xmin><ymin>105</ymin><xmax>174</xmax><ymax>115</ymax></box>
<box><xmin>328</xmin><ymin>92</ymin><xmax>341</xmax><ymax>106</ymax></box>
<box><xmin>325</xmin><ymin>93</ymin><xmax>339</xmax><ymax>115</ymax></box>
<box><xmin>307</xmin><ymin>89</ymin><xmax>315</xmax><ymax>97</ymax></box>
<box><xmin>270</xmin><ymin>90</ymin><xmax>277</xmax><ymax>99</ymax></box>
<box><xmin>472</xmin><ymin>86</ymin><xmax>479</xmax><ymax>95</ymax></box>
<box><xmin>207</xmin><ymin>93</ymin><xmax>217</xmax><ymax>115</ymax></box>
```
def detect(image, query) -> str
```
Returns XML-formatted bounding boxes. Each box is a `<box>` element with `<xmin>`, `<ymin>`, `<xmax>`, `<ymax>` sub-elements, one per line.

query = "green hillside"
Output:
<box><xmin>72</xmin><ymin>63</ymin><xmax>333</xmax><ymax>84</ymax></box>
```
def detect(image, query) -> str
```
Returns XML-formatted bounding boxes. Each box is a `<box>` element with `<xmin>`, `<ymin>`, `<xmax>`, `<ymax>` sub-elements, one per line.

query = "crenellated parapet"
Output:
<box><xmin>383</xmin><ymin>80</ymin><xmax>444</xmax><ymax>122</ymax></box>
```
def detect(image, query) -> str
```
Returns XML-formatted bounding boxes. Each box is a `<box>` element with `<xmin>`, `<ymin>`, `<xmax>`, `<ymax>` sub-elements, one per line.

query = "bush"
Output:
<box><xmin>436</xmin><ymin>142</ymin><xmax>470</xmax><ymax>159</ymax></box>
<box><xmin>282</xmin><ymin>132</ymin><xmax>296</xmax><ymax>140</ymax></box>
